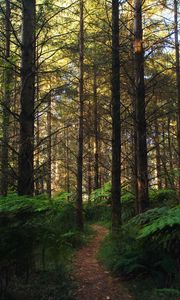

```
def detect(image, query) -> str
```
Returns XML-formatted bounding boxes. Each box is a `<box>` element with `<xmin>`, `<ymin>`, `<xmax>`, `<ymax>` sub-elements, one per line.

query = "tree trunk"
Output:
<box><xmin>162</xmin><ymin>123</ymin><xmax>168</xmax><ymax>188</ymax></box>
<box><xmin>12</xmin><ymin>70</ymin><xmax>18</xmax><ymax>189</ymax></box>
<box><xmin>35</xmin><ymin>49</ymin><xmax>41</xmax><ymax>195</ymax></box>
<box><xmin>167</xmin><ymin>116</ymin><xmax>175</xmax><ymax>189</ymax></box>
<box><xmin>66</xmin><ymin>127</ymin><xmax>70</xmax><ymax>194</ymax></box>
<box><xmin>76</xmin><ymin>0</ymin><xmax>84</xmax><ymax>230</ymax></box>
<box><xmin>111</xmin><ymin>0</ymin><xmax>121</xmax><ymax>231</ymax></box>
<box><xmin>87</xmin><ymin>141</ymin><xmax>92</xmax><ymax>202</ymax></box>
<box><xmin>18</xmin><ymin>0</ymin><xmax>36</xmax><ymax>196</ymax></box>
<box><xmin>133</xmin><ymin>120</ymin><xmax>139</xmax><ymax>213</ymax></box>
<box><xmin>1</xmin><ymin>0</ymin><xmax>11</xmax><ymax>196</ymax></box>
<box><xmin>47</xmin><ymin>95</ymin><xmax>52</xmax><ymax>199</ymax></box>
<box><xmin>154</xmin><ymin>119</ymin><xmax>162</xmax><ymax>189</ymax></box>
<box><xmin>174</xmin><ymin>0</ymin><xmax>180</xmax><ymax>200</ymax></box>
<box><xmin>134</xmin><ymin>0</ymin><xmax>149</xmax><ymax>212</ymax></box>
<box><xmin>93</xmin><ymin>65</ymin><xmax>99</xmax><ymax>190</ymax></box>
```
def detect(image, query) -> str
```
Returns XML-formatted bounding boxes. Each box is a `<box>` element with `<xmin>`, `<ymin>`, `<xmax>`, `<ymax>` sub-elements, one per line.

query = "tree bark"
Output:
<box><xmin>35</xmin><ymin>46</ymin><xmax>41</xmax><ymax>195</ymax></box>
<box><xmin>47</xmin><ymin>95</ymin><xmax>52</xmax><ymax>199</ymax></box>
<box><xmin>167</xmin><ymin>116</ymin><xmax>175</xmax><ymax>189</ymax></box>
<box><xmin>133</xmin><ymin>117</ymin><xmax>139</xmax><ymax>213</ymax></box>
<box><xmin>134</xmin><ymin>0</ymin><xmax>149</xmax><ymax>212</ymax></box>
<box><xmin>66</xmin><ymin>127</ymin><xmax>70</xmax><ymax>194</ymax></box>
<box><xmin>93</xmin><ymin>65</ymin><xmax>99</xmax><ymax>190</ymax></box>
<box><xmin>76</xmin><ymin>0</ymin><xmax>84</xmax><ymax>230</ymax></box>
<box><xmin>174</xmin><ymin>0</ymin><xmax>180</xmax><ymax>200</ymax></box>
<box><xmin>18</xmin><ymin>0</ymin><xmax>36</xmax><ymax>196</ymax></box>
<box><xmin>1</xmin><ymin>0</ymin><xmax>11</xmax><ymax>196</ymax></box>
<box><xmin>87</xmin><ymin>141</ymin><xmax>92</xmax><ymax>202</ymax></box>
<box><xmin>162</xmin><ymin>123</ymin><xmax>168</xmax><ymax>188</ymax></box>
<box><xmin>111</xmin><ymin>0</ymin><xmax>121</xmax><ymax>231</ymax></box>
<box><xmin>154</xmin><ymin>119</ymin><xmax>162</xmax><ymax>189</ymax></box>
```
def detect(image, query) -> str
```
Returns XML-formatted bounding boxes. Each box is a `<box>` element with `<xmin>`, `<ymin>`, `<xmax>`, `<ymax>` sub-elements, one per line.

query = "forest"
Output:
<box><xmin>0</xmin><ymin>0</ymin><xmax>180</xmax><ymax>299</ymax></box>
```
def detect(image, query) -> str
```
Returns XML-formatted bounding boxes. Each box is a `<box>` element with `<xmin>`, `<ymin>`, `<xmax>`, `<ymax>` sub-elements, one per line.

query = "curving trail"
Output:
<box><xmin>73</xmin><ymin>224</ymin><xmax>133</xmax><ymax>300</ymax></box>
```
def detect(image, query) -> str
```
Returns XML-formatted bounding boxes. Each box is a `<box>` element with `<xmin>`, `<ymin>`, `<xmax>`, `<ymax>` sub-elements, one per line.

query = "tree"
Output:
<box><xmin>134</xmin><ymin>0</ymin><xmax>149</xmax><ymax>212</ymax></box>
<box><xmin>47</xmin><ymin>93</ymin><xmax>52</xmax><ymax>199</ymax></box>
<box><xmin>76</xmin><ymin>0</ymin><xmax>84</xmax><ymax>230</ymax></box>
<box><xmin>174</xmin><ymin>0</ymin><xmax>180</xmax><ymax>200</ymax></box>
<box><xmin>111</xmin><ymin>0</ymin><xmax>121</xmax><ymax>231</ymax></box>
<box><xmin>93</xmin><ymin>64</ymin><xmax>99</xmax><ymax>190</ymax></box>
<box><xmin>18</xmin><ymin>0</ymin><xmax>36</xmax><ymax>196</ymax></box>
<box><xmin>0</xmin><ymin>0</ymin><xmax>11</xmax><ymax>196</ymax></box>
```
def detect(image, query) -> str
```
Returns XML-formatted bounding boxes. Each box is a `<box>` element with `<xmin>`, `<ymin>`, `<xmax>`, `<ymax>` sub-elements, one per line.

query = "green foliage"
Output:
<box><xmin>90</xmin><ymin>182</ymin><xmax>111</xmax><ymax>203</ymax></box>
<box><xmin>156</xmin><ymin>288</ymin><xmax>180</xmax><ymax>299</ymax></box>
<box><xmin>127</xmin><ymin>278</ymin><xmax>180</xmax><ymax>300</ymax></box>
<box><xmin>84</xmin><ymin>182</ymin><xmax>112</xmax><ymax>225</ymax></box>
<box><xmin>149</xmin><ymin>189</ymin><xmax>177</xmax><ymax>207</ymax></box>
<box><xmin>99</xmin><ymin>205</ymin><xmax>180</xmax><ymax>298</ymax></box>
<box><xmin>0</xmin><ymin>194</ymin><xmax>86</xmax><ymax>300</ymax></box>
<box><xmin>121</xmin><ymin>191</ymin><xmax>135</xmax><ymax>222</ymax></box>
<box><xmin>130</xmin><ymin>206</ymin><xmax>180</xmax><ymax>255</ymax></box>
<box><xmin>6</xmin><ymin>268</ymin><xmax>75</xmax><ymax>300</ymax></box>
<box><xmin>84</xmin><ymin>201</ymin><xmax>111</xmax><ymax>226</ymax></box>
<box><xmin>85</xmin><ymin>183</ymin><xmax>136</xmax><ymax>224</ymax></box>
<box><xmin>86</xmin><ymin>185</ymin><xmax>178</xmax><ymax>226</ymax></box>
<box><xmin>54</xmin><ymin>191</ymin><xmax>72</xmax><ymax>202</ymax></box>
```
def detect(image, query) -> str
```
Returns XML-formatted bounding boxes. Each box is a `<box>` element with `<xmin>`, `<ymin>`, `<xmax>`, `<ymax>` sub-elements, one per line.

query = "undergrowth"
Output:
<box><xmin>0</xmin><ymin>193</ymin><xmax>90</xmax><ymax>300</ymax></box>
<box><xmin>85</xmin><ymin>184</ymin><xmax>177</xmax><ymax>226</ymax></box>
<box><xmin>1</xmin><ymin>186</ymin><xmax>179</xmax><ymax>300</ymax></box>
<box><xmin>98</xmin><ymin>205</ymin><xmax>180</xmax><ymax>300</ymax></box>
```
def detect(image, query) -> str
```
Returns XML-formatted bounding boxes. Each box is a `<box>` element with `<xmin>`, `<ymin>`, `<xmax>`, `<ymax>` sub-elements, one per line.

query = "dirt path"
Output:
<box><xmin>73</xmin><ymin>224</ymin><xmax>133</xmax><ymax>300</ymax></box>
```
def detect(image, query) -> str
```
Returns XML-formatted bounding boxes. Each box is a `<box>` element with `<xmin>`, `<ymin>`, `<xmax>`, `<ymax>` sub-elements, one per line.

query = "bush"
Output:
<box><xmin>90</xmin><ymin>182</ymin><xmax>111</xmax><ymax>203</ymax></box>
<box><xmin>99</xmin><ymin>206</ymin><xmax>180</xmax><ymax>294</ymax></box>
<box><xmin>0</xmin><ymin>194</ymin><xmax>85</xmax><ymax>300</ymax></box>
<box><xmin>149</xmin><ymin>189</ymin><xmax>177</xmax><ymax>207</ymax></box>
<box><xmin>85</xmin><ymin>184</ymin><xmax>136</xmax><ymax>224</ymax></box>
<box><xmin>121</xmin><ymin>191</ymin><xmax>136</xmax><ymax>222</ymax></box>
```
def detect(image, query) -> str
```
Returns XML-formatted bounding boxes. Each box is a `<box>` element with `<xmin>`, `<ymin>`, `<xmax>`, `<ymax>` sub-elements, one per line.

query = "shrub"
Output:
<box><xmin>99</xmin><ymin>206</ymin><xmax>180</xmax><ymax>289</ymax></box>
<box><xmin>149</xmin><ymin>189</ymin><xmax>177</xmax><ymax>207</ymax></box>
<box><xmin>85</xmin><ymin>183</ymin><xmax>136</xmax><ymax>224</ymax></box>
<box><xmin>121</xmin><ymin>191</ymin><xmax>136</xmax><ymax>222</ymax></box>
<box><xmin>90</xmin><ymin>182</ymin><xmax>111</xmax><ymax>203</ymax></box>
<box><xmin>0</xmin><ymin>194</ymin><xmax>84</xmax><ymax>300</ymax></box>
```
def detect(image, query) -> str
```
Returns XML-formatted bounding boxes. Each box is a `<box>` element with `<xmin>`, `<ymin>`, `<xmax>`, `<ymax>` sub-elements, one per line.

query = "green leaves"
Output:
<box><xmin>90</xmin><ymin>182</ymin><xmax>111</xmax><ymax>203</ymax></box>
<box><xmin>149</xmin><ymin>189</ymin><xmax>177</xmax><ymax>207</ymax></box>
<box><xmin>99</xmin><ymin>204</ymin><xmax>180</xmax><ymax>296</ymax></box>
<box><xmin>135</xmin><ymin>206</ymin><xmax>180</xmax><ymax>254</ymax></box>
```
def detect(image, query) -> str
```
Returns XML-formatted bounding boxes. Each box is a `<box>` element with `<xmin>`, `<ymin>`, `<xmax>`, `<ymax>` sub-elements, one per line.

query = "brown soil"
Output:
<box><xmin>73</xmin><ymin>224</ymin><xmax>133</xmax><ymax>300</ymax></box>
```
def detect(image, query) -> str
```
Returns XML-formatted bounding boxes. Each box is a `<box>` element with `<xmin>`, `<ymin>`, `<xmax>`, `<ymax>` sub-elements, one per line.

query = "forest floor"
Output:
<box><xmin>73</xmin><ymin>224</ymin><xmax>133</xmax><ymax>300</ymax></box>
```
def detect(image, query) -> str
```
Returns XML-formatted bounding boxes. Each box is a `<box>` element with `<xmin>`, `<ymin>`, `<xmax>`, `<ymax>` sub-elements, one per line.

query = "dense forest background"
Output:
<box><xmin>0</xmin><ymin>0</ymin><xmax>179</xmax><ymax>300</ymax></box>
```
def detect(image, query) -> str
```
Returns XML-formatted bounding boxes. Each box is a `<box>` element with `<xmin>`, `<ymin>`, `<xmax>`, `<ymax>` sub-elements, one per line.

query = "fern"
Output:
<box><xmin>136</xmin><ymin>206</ymin><xmax>180</xmax><ymax>254</ymax></box>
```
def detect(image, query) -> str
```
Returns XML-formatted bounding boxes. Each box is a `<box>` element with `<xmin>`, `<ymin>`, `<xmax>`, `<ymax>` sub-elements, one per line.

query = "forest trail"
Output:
<box><xmin>73</xmin><ymin>224</ymin><xmax>133</xmax><ymax>300</ymax></box>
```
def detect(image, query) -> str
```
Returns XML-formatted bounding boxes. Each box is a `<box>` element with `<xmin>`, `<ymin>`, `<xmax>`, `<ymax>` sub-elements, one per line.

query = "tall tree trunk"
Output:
<box><xmin>12</xmin><ymin>70</ymin><xmax>18</xmax><ymax>189</ymax></box>
<box><xmin>132</xmin><ymin>123</ymin><xmax>139</xmax><ymax>213</ymax></box>
<box><xmin>76</xmin><ymin>0</ymin><xmax>84</xmax><ymax>230</ymax></box>
<box><xmin>1</xmin><ymin>0</ymin><xmax>11</xmax><ymax>196</ymax></box>
<box><xmin>134</xmin><ymin>0</ymin><xmax>149</xmax><ymax>212</ymax></box>
<box><xmin>162</xmin><ymin>123</ymin><xmax>168</xmax><ymax>188</ymax></box>
<box><xmin>167</xmin><ymin>116</ymin><xmax>175</xmax><ymax>189</ymax></box>
<box><xmin>47</xmin><ymin>95</ymin><xmax>52</xmax><ymax>199</ymax></box>
<box><xmin>129</xmin><ymin>5</ymin><xmax>139</xmax><ymax>213</ymax></box>
<box><xmin>174</xmin><ymin>0</ymin><xmax>180</xmax><ymax>200</ymax></box>
<box><xmin>66</xmin><ymin>127</ymin><xmax>70</xmax><ymax>194</ymax></box>
<box><xmin>111</xmin><ymin>0</ymin><xmax>121</xmax><ymax>231</ymax></box>
<box><xmin>154</xmin><ymin>119</ymin><xmax>162</xmax><ymax>189</ymax></box>
<box><xmin>18</xmin><ymin>0</ymin><xmax>36</xmax><ymax>196</ymax></box>
<box><xmin>35</xmin><ymin>47</ymin><xmax>41</xmax><ymax>195</ymax></box>
<box><xmin>93</xmin><ymin>65</ymin><xmax>99</xmax><ymax>190</ymax></box>
<box><xmin>87</xmin><ymin>141</ymin><xmax>92</xmax><ymax>202</ymax></box>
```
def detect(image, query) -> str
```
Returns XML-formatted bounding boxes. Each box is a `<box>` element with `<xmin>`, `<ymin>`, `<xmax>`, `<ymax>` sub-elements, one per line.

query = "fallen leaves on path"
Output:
<box><xmin>73</xmin><ymin>224</ymin><xmax>133</xmax><ymax>300</ymax></box>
